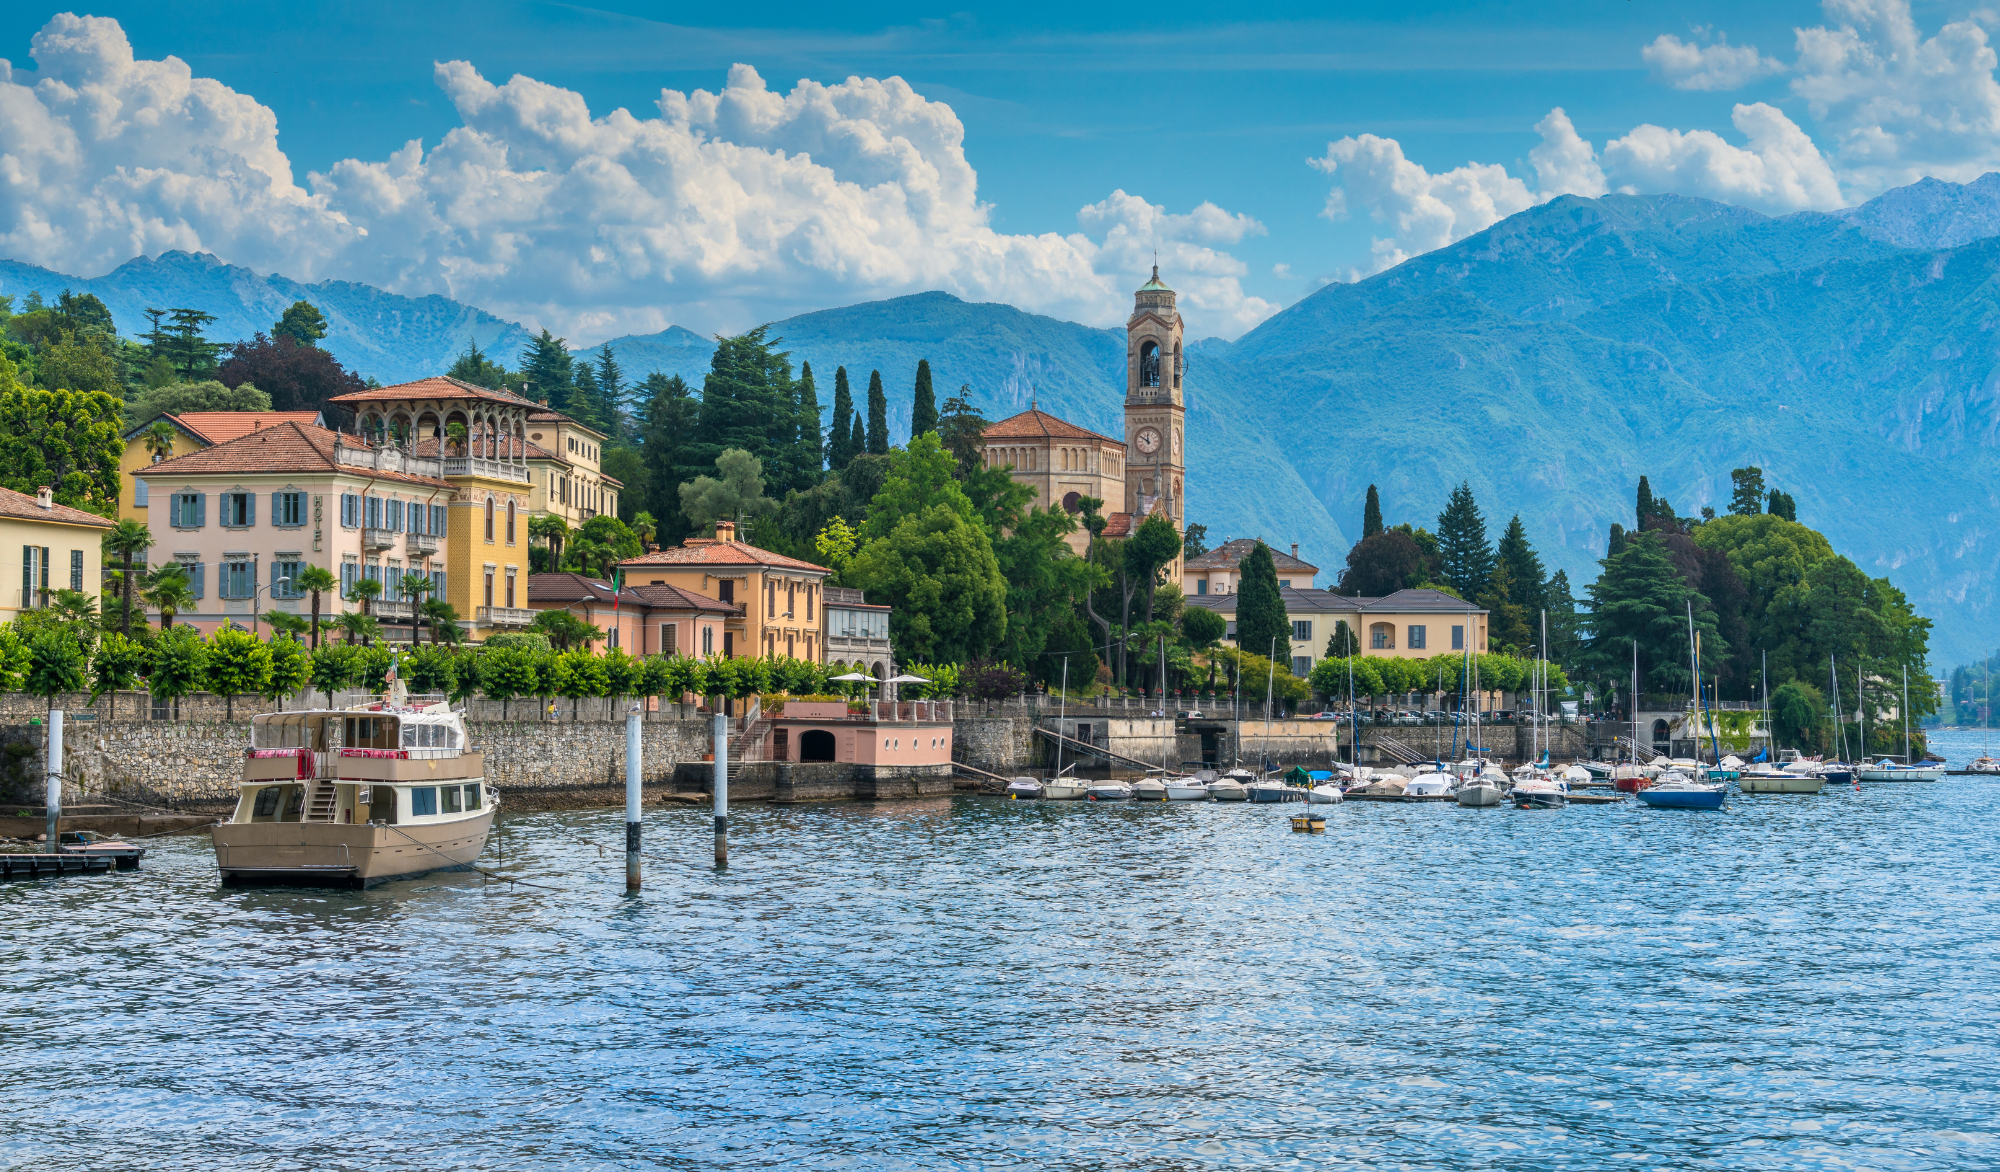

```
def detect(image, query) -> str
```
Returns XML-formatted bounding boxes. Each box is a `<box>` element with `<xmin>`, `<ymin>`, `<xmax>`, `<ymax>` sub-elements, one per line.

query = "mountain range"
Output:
<box><xmin>7</xmin><ymin>176</ymin><xmax>2000</xmax><ymax>661</ymax></box>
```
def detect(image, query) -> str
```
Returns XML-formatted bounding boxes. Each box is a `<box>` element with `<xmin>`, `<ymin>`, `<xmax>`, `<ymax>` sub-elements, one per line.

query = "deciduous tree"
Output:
<box><xmin>218</xmin><ymin>333</ymin><xmax>367</xmax><ymax>414</ymax></box>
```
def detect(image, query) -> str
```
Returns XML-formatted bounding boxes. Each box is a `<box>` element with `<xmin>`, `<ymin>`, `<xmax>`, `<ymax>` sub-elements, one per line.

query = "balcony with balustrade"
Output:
<box><xmin>406</xmin><ymin>531</ymin><xmax>439</xmax><ymax>556</ymax></box>
<box><xmin>361</xmin><ymin>527</ymin><xmax>398</xmax><ymax>551</ymax></box>
<box><xmin>476</xmin><ymin>606</ymin><xmax>536</xmax><ymax>627</ymax></box>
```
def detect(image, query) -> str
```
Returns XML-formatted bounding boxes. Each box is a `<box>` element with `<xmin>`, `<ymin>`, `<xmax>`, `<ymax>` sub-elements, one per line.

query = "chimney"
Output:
<box><xmin>715</xmin><ymin>520</ymin><xmax>736</xmax><ymax>542</ymax></box>
<box><xmin>36</xmin><ymin>486</ymin><xmax>52</xmax><ymax>509</ymax></box>
<box><xmin>1291</xmin><ymin>542</ymin><xmax>1299</xmax><ymax>560</ymax></box>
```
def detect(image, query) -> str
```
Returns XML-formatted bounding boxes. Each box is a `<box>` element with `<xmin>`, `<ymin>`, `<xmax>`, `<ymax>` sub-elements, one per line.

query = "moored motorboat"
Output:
<box><xmin>1085</xmin><ymin>780</ymin><xmax>1134</xmax><ymax>801</ymax></box>
<box><xmin>1131</xmin><ymin>778</ymin><xmax>1168</xmax><ymax>802</ymax></box>
<box><xmin>214</xmin><ymin>699</ymin><xmax>495</xmax><ymax>888</ymax></box>
<box><xmin>1971</xmin><ymin>756</ymin><xmax>2000</xmax><ymax>774</ymax></box>
<box><xmin>1042</xmin><ymin>776</ymin><xmax>1089</xmax><ymax>800</ymax></box>
<box><xmin>1404</xmin><ymin>769</ymin><xmax>1453</xmax><ymax>798</ymax></box>
<box><xmin>1511</xmin><ymin>776</ymin><xmax>1568</xmax><ymax>809</ymax></box>
<box><xmin>1246</xmin><ymin>776</ymin><xmax>1296</xmax><ymax>803</ymax></box>
<box><xmin>1163</xmin><ymin>776</ymin><xmax>1212</xmax><ymax>800</ymax></box>
<box><xmin>1738</xmin><ymin>766</ymin><xmax>1822</xmax><ymax>794</ymax></box>
<box><xmin>1307</xmin><ymin>782</ymin><xmax>1344</xmax><ymax>804</ymax></box>
<box><xmin>1633</xmin><ymin>770</ymin><xmax>1726</xmax><ymax>809</ymax></box>
<box><xmin>1207</xmin><ymin>776</ymin><xmax>1250</xmax><ymax>801</ymax></box>
<box><xmin>1857</xmin><ymin>758</ymin><xmax>1945</xmax><ymax>782</ymax></box>
<box><xmin>1005</xmin><ymin>776</ymin><xmax>1044</xmax><ymax>799</ymax></box>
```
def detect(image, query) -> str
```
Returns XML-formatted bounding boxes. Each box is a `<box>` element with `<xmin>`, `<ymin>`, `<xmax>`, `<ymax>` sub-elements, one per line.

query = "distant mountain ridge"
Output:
<box><xmin>11</xmin><ymin>174</ymin><xmax>2000</xmax><ymax>659</ymax></box>
<box><xmin>0</xmin><ymin>251</ymin><xmax>534</xmax><ymax>383</ymax></box>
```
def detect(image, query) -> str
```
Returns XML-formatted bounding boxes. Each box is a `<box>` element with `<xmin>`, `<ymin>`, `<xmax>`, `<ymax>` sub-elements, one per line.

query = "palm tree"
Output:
<box><xmin>261</xmin><ymin>609</ymin><xmax>308</xmax><ymax>638</ymax></box>
<box><xmin>103</xmin><ymin>519</ymin><xmax>155</xmax><ymax>636</ymax></box>
<box><xmin>348</xmin><ymin>576</ymin><xmax>382</xmax><ymax>618</ymax></box>
<box><xmin>143</xmin><ymin>420</ymin><xmax>178</xmax><ymax>464</ymax></box>
<box><xmin>293</xmin><ymin>564</ymin><xmax>337</xmax><ymax>650</ymax></box>
<box><xmin>142</xmin><ymin>564</ymin><xmax>196</xmax><ymax>629</ymax></box>
<box><xmin>631</xmin><ymin>510</ymin><xmax>657</xmax><ymax>550</ymax></box>
<box><xmin>567</xmin><ymin>536</ymin><xmax>612</xmax><ymax>578</ymax></box>
<box><xmin>445</xmin><ymin>421</ymin><xmax>468</xmax><ymax>456</ymax></box>
<box><xmin>420</xmin><ymin>597</ymin><xmax>462</xmax><ymax>645</ymax></box>
<box><xmin>530</xmin><ymin>512</ymin><xmax>570</xmax><ymax>570</ymax></box>
<box><xmin>399</xmin><ymin>571</ymin><xmax>433</xmax><ymax>641</ymax></box>
<box><xmin>337</xmin><ymin>611</ymin><xmax>380</xmax><ymax>646</ymax></box>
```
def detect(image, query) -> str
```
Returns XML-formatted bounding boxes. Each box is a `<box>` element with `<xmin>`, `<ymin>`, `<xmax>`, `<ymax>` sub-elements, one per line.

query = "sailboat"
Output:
<box><xmin>1635</xmin><ymin>605</ymin><xmax>1727</xmax><ymax>810</ymax></box>
<box><xmin>1041</xmin><ymin>660</ymin><xmax>1089</xmax><ymax>799</ymax></box>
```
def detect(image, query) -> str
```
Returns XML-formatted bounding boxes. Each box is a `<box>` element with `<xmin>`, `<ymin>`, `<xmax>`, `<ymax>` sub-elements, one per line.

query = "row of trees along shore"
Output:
<box><xmin>1329</xmin><ymin>467</ymin><xmax>1932</xmax><ymax>756</ymax></box>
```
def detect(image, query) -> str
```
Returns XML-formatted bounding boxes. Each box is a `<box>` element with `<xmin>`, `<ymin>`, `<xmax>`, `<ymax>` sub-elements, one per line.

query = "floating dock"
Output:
<box><xmin>0</xmin><ymin>844</ymin><xmax>146</xmax><ymax>880</ymax></box>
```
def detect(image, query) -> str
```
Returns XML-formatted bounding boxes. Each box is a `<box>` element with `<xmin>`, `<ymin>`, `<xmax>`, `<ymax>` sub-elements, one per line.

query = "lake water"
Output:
<box><xmin>3</xmin><ymin>747</ymin><xmax>1997</xmax><ymax>1170</ymax></box>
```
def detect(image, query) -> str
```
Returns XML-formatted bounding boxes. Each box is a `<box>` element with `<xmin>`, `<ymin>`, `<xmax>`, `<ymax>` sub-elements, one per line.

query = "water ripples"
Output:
<box><xmin>3</xmin><ymin>759</ymin><xmax>1998</xmax><ymax>1169</ymax></box>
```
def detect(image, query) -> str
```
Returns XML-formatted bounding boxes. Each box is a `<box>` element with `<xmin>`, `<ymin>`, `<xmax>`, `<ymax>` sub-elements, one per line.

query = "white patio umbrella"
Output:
<box><xmin>885</xmin><ymin>672</ymin><xmax>930</xmax><ymax>705</ymax></box>
<box><xmin>827</xmin><ymin>673</ymin><xmax>873</xmax><ymax>682</ymax></box>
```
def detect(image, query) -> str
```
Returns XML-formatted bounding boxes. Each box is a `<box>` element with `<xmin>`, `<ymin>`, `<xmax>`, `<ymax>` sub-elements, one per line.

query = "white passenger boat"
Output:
<box><xmin>214</xmin><ymin>699</ymin><xmax>494</xmax><ymax>887</ymax></box>
<box><xmin>1004</xmin><ymin>776</ymin><xmax>1044</xmax><ymax>799</ymax></box>
<box><xmin>1163</xmin><ymin>777</ymin><xmax>1212</xmax><ymax>801</ymax></box>
<box><xmin>1131</xmin><ymin>778</ymin><xmax>1168</xmax><ymax>802</ymax></box>
<box><xmin>1085</xmin><ymin>780</ymin><xmax>1134</xmax><ymax>801</ymax></box>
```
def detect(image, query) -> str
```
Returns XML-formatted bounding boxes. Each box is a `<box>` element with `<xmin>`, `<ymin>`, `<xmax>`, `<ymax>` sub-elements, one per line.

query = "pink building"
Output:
<box><xmin>525</xmin><ymin>572</ymin><xmax>737</xmax><ymax>656</ymax></box>
<box><xmin>758</xmin><ymin>700</ymin><xmax>955</xmax><ymax>766</ymax></box>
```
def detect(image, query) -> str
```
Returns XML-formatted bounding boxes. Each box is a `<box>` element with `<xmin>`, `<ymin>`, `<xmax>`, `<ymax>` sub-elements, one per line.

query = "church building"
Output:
<box><xmin>976</xmin><ymin>267</ymin><xmax>1188</xmax><ymax>577</ymax></box>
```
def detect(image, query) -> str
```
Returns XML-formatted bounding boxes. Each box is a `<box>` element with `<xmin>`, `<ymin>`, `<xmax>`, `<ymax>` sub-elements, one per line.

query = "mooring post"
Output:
<box><xmin>44</xmin><ymin>709</ymin><xmax>62</xmax><ymax>848</ymax></box>
<box><xmin>713</xmin><ymin>710</ymin><xmax>729</xmax><ymax>866</ymax></box>
<box><xmin>625</xmin><ymin>705</ymin><xmax>642</xmax><ymax>891</ymax></box>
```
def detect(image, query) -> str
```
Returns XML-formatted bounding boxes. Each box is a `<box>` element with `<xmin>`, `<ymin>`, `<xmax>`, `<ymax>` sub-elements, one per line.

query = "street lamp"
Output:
<box><xmin>251</xmin><ymin>576</ymin><xmax>293</xmax><ymax>637</ymax></box>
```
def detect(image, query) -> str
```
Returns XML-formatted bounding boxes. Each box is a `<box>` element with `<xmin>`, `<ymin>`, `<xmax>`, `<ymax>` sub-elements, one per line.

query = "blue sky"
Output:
<box><xmin>0</xmin><ymin>2</ymin><xmax>1991</xmax><ymax>340</ymax></box>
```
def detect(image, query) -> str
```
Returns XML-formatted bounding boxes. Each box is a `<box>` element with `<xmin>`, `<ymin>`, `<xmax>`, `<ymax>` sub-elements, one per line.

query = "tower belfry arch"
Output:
<box><xmin>1125</xmin><ymin>264</ymin><xmax>1187</xmax><ymax>579</ymax></box>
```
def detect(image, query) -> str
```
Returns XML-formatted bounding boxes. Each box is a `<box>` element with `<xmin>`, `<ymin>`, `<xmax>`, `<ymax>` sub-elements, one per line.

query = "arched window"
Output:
<box><xmin>1140</xmin><ymin>340</ymin><xmax>1161</xmax><ymax>388</ymax></box>
<box><xmin>506</xmin><ymin>499</ymin><xmax>516</xmax><ymax>544</ymax></box>
<box><xmin>1174</xmin><ymin>341</ymin><xmax>1183</xmax><ymax>388</ymax></box>
<box><xmin>1370</xmin><ymin>622</ymin><xmax>1395</xmax><ymax>650</ymax></box>
<box><xmin>484</xmin><ymin>497</ymin><xmax>494</xmax><ymax>541</ymax></box>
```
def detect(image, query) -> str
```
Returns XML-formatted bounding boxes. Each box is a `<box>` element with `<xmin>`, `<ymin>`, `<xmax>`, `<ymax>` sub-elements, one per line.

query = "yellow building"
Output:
<box><xmin>119</xmin><ymin>411</ymin><xmax>324</xmax><ymax>525</ymax></box>
<box><xmin>1186</xmin><ymin>586</ymin><xmax>1489</xmax><ymax>681</ymax></box>
<box><xmin>976</xmin><ymin>410</ymin><xmax>1125</xmax><ymax>559</ymax></box>
<box><xmin>523</xmin><ymin>409</ymin><xmax>620</xmax><ymax>526</ymax></box>
<box><xmin>327</xmin><ymin>378</ymin><xmax>536</xmax><ymax>637</ymax></box>
<box><xmin>1</xmin><ymin>485</ymin><xmax>112</xmax><ymax>621</ymax></box>
<box><xmin>617</xmin><ymin>521</ymin><xmax>830</xmax><ymax>660</ymax></box>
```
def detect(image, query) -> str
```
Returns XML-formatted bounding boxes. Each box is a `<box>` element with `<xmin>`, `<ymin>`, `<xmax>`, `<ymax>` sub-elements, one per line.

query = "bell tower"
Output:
<box><xmin>1124</xmin><ymin>265</ymin><xmax>1186</xmax><ymax>569</ymax></box>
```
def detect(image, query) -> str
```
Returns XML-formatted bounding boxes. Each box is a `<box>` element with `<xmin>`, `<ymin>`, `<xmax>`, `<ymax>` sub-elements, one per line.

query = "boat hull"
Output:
<box><xmin>1207</xmin><ymin>784</ymin><xmax>1248</xmax><ymax>801</ymax></box>
<box><xmin>1131</xmin><ymin>782</ymin><xmax>1168</xmax><ymax>802</ymax></box>
<box><xmin>213</xmin><ymin>808</ymin><xmax>494</xmax><ymax>888</ymax></box>
<box><xmin>1041</xmin><ymin>781</ymin><xmax>1089</xmax><ymax>800</ymax></box>
<box><xmin>1306</xmin><ymin>785</ymin><xmax>1344</xmax><ymax>804</ymax></box>
<box><xmin>1456</xmin><ymin>784</ymin><xmax>1504</xmax><ymax>807</ymax></box>
<box><xmin>1635</xmin><ymin>789</ymin><xmax>1726</xmax><ymax>809</ymax></box>
<box><xmin>1857</xmin><ymin>768</ymin><xmax>1943</xmax><ymax>782</ymax></box>
<box><xmin>1004</xmin><ymin>781</ymin><xmax>1044</xmax><ymax>800</ymax></box>
<box><xmin>1739</xmin><ymin>774</ymin><xmax>1824</xmax><ymax>794</ymax></box>
<box><xmin>1512</xmin><ymin>790</ymin><xmax>1567</xmax><ymax>809</ymax></box>
<box><xmin>1246</xmin><ymin>785</ymin><xmax>1294</xmax><ymax>803</ymax></box>
<box><xmin>1163</xmin><ymin>783</ymin><xmax>1211</xmax><ymax>801</ymax></box>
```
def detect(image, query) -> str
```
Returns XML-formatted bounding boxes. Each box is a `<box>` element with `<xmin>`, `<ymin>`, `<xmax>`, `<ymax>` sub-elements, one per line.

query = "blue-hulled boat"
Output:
<box><xmin>1634</xmin><ymin>772</ymin><xmax>1727</xmax><ymax>809</ymax></box>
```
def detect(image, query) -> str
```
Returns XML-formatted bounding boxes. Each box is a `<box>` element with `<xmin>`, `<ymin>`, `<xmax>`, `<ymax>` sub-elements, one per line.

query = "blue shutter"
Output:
<box><xmin>433</xmin><ymin>505</ymin><xmax>446</xmax><ymax>534</ymax></box>
<box><xmin>272</xmin><ymin>492</ymin><xmax>285</xmax><ymax>526</ymax></box>
<box><xmin>191</xmin><ymin>562</ymin><xmax>205</xmax><ymax>599</ymax></box>
<box><xmin>244</xmin><ymin>493</ymin><xmax>255</xmax><ymax>527</ymax></box>
<box><xmin>340</xmin><ymin>494</ymin><xmax>355</xmax><ymax>527</ymax></box>
<box><xmin>194</xmin><ymin>493</ymin><xmax>206</xmax><ymax>528</ymax></box>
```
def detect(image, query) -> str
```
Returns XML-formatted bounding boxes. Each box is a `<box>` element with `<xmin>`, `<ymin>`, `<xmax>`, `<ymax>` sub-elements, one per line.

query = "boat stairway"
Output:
<box><xmin>304</xmin><ymin>779</ymin><xmax>341</xmax><ymax>823</ymax></box>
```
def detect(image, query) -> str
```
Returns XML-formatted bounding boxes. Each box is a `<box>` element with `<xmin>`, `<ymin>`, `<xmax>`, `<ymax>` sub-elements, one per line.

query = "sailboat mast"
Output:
<box><xmin>1903</xmin><ymin>663</ymin><xmax>1912</xmax><ymax>765</ymax></box>
<box><xmin>1631</xmin><ymin>638</ymin><xmax>1640</xmax><ymax>766</ymax></box>
<box><xmin>1056</xmin><ymin>657</ymin><xmax>1067</xmax><ymax>778</ymax></box>
<box><xmin>1762</xmin><ymin>650</ymin><xmax>1770</xmax><ymax>761</ymax></box>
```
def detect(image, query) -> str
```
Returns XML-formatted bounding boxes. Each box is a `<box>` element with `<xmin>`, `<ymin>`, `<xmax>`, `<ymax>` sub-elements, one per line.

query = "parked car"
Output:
<box><xmin>1176</xmin><ymin>710</ymin><xmax>1204</xmax><ymax>720</ymax></box>
<box><xmin>1306</xmin><ymin>710</ymin><xmax>1342</xmax><ymax>721</ymax></box>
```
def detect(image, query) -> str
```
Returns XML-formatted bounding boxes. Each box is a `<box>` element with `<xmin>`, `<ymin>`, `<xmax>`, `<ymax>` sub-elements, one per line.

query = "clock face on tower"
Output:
<box><xmin>1135</xmin><ymin>426</ymin><xmax>1162</xmax><ymax>455</ymax></box>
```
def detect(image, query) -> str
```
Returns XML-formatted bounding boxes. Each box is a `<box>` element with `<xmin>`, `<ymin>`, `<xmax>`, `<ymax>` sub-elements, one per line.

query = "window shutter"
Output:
<box><xmin>244</xmin><ymin>493</ymin><xmax>255</xmax><ymax>527</ymax></box>
<box><xmin>434</xmin><ymin>505</ymin><xmax>447</xmax><ymax>534</ymax></box>
<box><xmin>191</xmin><ymin>562</ymin><xmax>205</xmax><ymax>599</ymax></box>
<box><xmin>194</xmin><ymin>493</ymin><xmax>206</xmax><ymax>528</ymax></box>
<box><xmin>134</xmin><ymin>478</ymin><xmax>148</xmax><ymax>508</ymax></box>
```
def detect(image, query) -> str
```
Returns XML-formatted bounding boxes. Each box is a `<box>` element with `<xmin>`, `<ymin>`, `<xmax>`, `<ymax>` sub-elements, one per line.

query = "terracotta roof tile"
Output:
<box><xmin>0</xmin><ymin>487</ymin><xmax>113</xmax><ymax>528</ymax></box>
<box><xmin>620</xmin><ymin>538</ymin><xmax>829</xmax><ymax>574</ymax></box>
<box><xmin>139</xmin><ymin>421</ymin><xmax>453</xmax><ymax>489</ymax></box>
<box><xmin>527</xmin><ymin>408</ymin><xmax>607</xmax><ymax>439</ymax></box>
<box><xmin>328</xmin><ymin>375</ymin><xmax>539</xmax><ymax>409</ymax></box>
<box><xmin>124</xmin><ymin>411</ymin><xmax>324</xmax><ymax>445</ymax></box>
<box><xmin>981</xmin><ymin>408</ymin><xmax>1122</xmax><ymax>444</ymax></box>
<box><xmin>1185</xmin><ymin>537</ymin><xmax>1318</xmax><ymax>573</ymax></box>
<box><xmin>626</xmin><ymin>582</ymin><xmax>743</xmax><ymax>614</ymax></box>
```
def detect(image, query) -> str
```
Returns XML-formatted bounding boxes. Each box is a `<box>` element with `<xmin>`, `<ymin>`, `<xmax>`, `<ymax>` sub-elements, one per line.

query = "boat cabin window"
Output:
<box><xmin>462</xmin><ymin>784</ymin><xmax>482</xmax><ymax>811</ymax></box>
<box><xmin>441</xmin><ymin>785</ymin><xmax>463</xmax><ymax>814</ymax></box>
<box><xmin>343</xmin><ymin>717</ymin><xmax>395</xmax><ymax>749</ymax></box>
<box><xmin>397</xmin><ymin>721</ymin><xmax>460</xmax><ymax>750</ymax></box>
<box><xmin>411</xmin><ymin>787</ymin><xmax>438</xmax><ymax>816</ymax></box>
<box><xmin>362</xmin><ymin>786</ymin><xmax>398</xmax><ymax>824</ymax></box>
<box><xmin>282</xmin><ymin>788</ymin><xmax>305</xmax><ymax>821</ymax></box>
<box><xmin>253</xmin><ymin>787</ymin><xmax>282</xmax><ymax>818</ymax></box>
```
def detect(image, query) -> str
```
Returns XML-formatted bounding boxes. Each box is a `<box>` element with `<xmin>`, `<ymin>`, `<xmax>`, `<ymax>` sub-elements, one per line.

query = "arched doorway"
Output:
<box><xmin>799</xmin><ymin>730</ymin><xmax>837</xmax><ymax>762</ymax></box>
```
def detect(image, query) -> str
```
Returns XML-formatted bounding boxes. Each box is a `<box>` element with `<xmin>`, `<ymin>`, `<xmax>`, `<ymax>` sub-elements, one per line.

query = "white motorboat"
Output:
<box><xmin>1042</xmin><ymin>776</ymin><xmax>1089</xmax><ymax>800</ymax></box>
<box><xmin>1004</xmin><ymin>776</ymin><xmax>1044</xmax><ymax>799</ymax></box>
<box><xmin>1561</xmin><ymin>765</ymin><xmax>1594</xmax><ymax>787</ymax></box>
<box><xmin>1207</xmin><ymin>777</ymin><xmax>1250</xmax><ymax>801</ymax></box>
<box><xmin>1163</xmin><ymin>777</ymin><xmax>1211</xmax><ymax>801</ymax></box>
<box><xmin>1307</xmin><ymin>784</ymin><xmax>1344</xmax><ymax>804</ymax></box>
<box><xmin>1404</xmin><ymin>770</ymin><xmax>1453</xmax><ymax>798</ymax></box>
<box><xmin>1970</xmin><ymin>756</ymin><xmax>2000</xmax><ymax>774</ymax></box>
<box><xmin>1738</xmin><ymin>765</ymin><xmax>1822</xmax><ymax>794</ymax></box>
<box><xmin>1131</xmin><ymin>778</ymin><xmax>1168</xmax><ymax>802</ymax></box>
<box><xmin>1857</xmin><ymin>758</ymin><xmax>1945</xmax><ymax>782</ymax></box>
<box><xmin>1511</xmin><ymin>775</ymin><xmax>1568</xmax><ymax>809</ymax></box>
<box><xmin>1580</xmin><ymin>760</ymin><xmax>1615</xmax><ymax>780</ymax></box>
<box><xmin>1085</xmin><ymin>780</ymin><xmax>1134</xmax><ymax>801</ymax></box>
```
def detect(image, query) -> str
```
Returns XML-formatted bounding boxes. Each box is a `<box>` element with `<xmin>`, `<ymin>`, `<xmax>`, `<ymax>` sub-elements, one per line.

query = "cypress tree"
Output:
<box><xmin>796</xmin><ymin>361</ymin><xmax>823</xmax><ymax>475</ymax></box>
<box><xmin>1234</xmin><ymin>540</ymin><xmax>1291</xmax><ymax>673</ymax></box>
<box><xmin>521</xmin><ymin>329</ymin><xmax>575</xmax><ymax>410</ymax></box>
<box><xmin>594</xmin><ymin>344</ymin><xmax>625</xmax><ymax>434</ymax></box>
<box><xmin>848</xmin><ymin>410</ymin><xmax>866</xmax><ymax>461</ymax></box>
<box><xmin>1435</xmin><ymin>481</ymin><xmax>1494</xmax><ymax>599</ymax></box>
<box><xmin>1636</xmin><ymin>475</ymin><xmax>1655</xmax><ymax>527</ymax></box>
<box><xmin>828</xmin><ymin>366</ymin><xmax>856</xmax><ymax>469</ymax></box>
<box><xmin>1607</xmin><ymin>522</ymin><xmax>1627</xmax><ymax>558</ymax></box>
<box><xmin>1362</xmin><ymin>484</ymin><xmax>1384</xmax><ymax>538</ymax></box>
<box><xmin>911</xmin><ymin>358</ymin><xmax>938</xmax><ymax>437</ymax></box>
<box><xmin>1495</xmin><ymin>513</ymin><xmax>1547</xmax><ymax>615</ymax></box>
<box><xmin>865</xmin><ymin>369</ymin><xmax>890</xmax><ymax>454</ymax></box>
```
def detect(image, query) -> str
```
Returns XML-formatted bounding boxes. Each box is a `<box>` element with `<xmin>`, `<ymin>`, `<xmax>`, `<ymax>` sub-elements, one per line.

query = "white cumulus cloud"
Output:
<box><xmin>1309</xmin><ymin>131</ymin><xmax>1537</xmax><ymax>277</ymax></box>
<box><xmin>1602</xmin><ymin>103</ymin><xmax>1843</xmax><ymax>211</ymax></box>
<box><xmin>0</xmin><ymin>15</ymin><xmax>1278</xmax><ymax>341</ymax></box>
<box><xmin>1643</xmin><ymin>32</ymin><xmax>1786</xmax><ymax>91</ymax></box>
